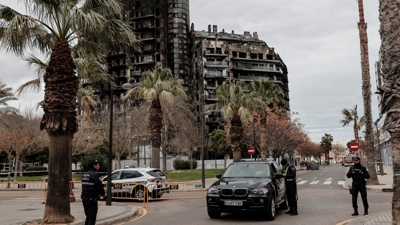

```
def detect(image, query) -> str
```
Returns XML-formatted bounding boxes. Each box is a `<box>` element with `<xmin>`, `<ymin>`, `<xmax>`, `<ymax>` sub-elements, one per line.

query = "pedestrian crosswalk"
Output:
<box><xmin>296</xmin><ymin>179</ymin><xmax>345</xmax><ymax>185</ymax></box>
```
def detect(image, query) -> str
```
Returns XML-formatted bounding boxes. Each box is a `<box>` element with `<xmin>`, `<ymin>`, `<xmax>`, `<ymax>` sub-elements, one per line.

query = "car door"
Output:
<box><xmin>271</xmin><ymin>163</ymin><xmax>285</xmax><ymax>201</ymax></box>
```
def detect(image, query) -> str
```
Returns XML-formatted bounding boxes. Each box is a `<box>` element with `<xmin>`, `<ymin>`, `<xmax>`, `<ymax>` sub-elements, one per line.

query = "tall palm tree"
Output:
<box><xmin>320</xmin><ymin>133</ymin><xmax>333</xmax><ymax>164</ymax></box>
<box><xmin>208</xmin><ymin>81</ymin><xmax>263</xmax><ymax>162</ymax></box>
<box><xmin>0</xmin><ymin>1</ymin><xmax>137</xmax><ymax>223</ymax></box>
<box><xmin>355</xmin><ymin>0</ymin><xmax>379</xmax><ymax>185</ymax></box>
<box><xmin>340</xmin><ymin>105</ymin><xmax>364</xmax><ymax>142</ymax></box>
<box><xmin>0</xmin><ymin>80</ymin><xmax>18</xmax><ymax>113</ymax></box>
<box><xmin>246</xmin><ymin>79</ymin><xmax>287</xmax><ymax>161</ymax></box>
<box><xmin>378</xmin><ymin>1</ymin><xmax>400</xmax><ymax>222</ymax></box>
<box><xmin>122</xmin><ymin>67</ymin><xmax>187</xmax><ymax>169</ymax></box>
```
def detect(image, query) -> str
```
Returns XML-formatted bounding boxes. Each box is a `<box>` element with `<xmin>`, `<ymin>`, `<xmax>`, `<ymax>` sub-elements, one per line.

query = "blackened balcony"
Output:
<box><xmin>204</xmin><ymin>61</ymin><xmax>229</xmax><ymax>68</ymax></box>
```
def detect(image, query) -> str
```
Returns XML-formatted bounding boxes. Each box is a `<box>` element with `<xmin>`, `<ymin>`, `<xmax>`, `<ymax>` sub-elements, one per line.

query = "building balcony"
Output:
<box><xmin>106</xmin><ymin>52</ymin><xmax>126</xmax><ymax>59</ymax></box>
<box><xmin>139</xmin><ymin>37</ymin><xmax>156</xmax><ymax>42</ymax></box>
<box><xmin>231</xmin><ymin>57</ymin><xmax>282</xmax><ymax>64</ymax></box>
<box><xmin>132</xmin><ymin>60</ymin><xmax>156</xmax><ymax>65</ymax></box>
<box><xmin>204</xmin><ymin>84</ymin><xmax>218</xmax><ymax>89</ymax></box>
<box><xmin>131</xmin><ymin>71</ymin><xmax>142</xmax><ymax>77</ymax></box>
<box><xmin>130</xmin><ymin>14</ymin><xmax>155</xmax><ymax>21</ymax></box>
<box><xmin>232</xmin><ymin>65</ymin><xmax>282</xmax><ymax>73</ymax></box>
<box><xmin>110</xmin><ymin>64</ymin><xmax>127</xmax><ymax>70</ymax></box>
<box><xmin>135</xmin><ymin>26</ymin><xmax>156</xmax><ymax>30</ymax></box>
<box><xmin>204</xmin><ymin>61</ymin><xmax>229</xmax><ymax>68</ymax></box>
<box><xmin>204</xmin><ymin>50</ymin><xmax>228</xmax><ymax>57</ymax></box>
<box><xmin>204</xmin><ymin>72</ymin><xmax>227</xmax><ymax>79</ymax></box>
<box><xmin>206</xmin><ymin>94</ymin><xmax>218</xmax><ymax>101</ymax></box>
<box><xmin>206</xmin><ymin>117</ymin><xmax>225</xmax><ymax>123</ymax></box>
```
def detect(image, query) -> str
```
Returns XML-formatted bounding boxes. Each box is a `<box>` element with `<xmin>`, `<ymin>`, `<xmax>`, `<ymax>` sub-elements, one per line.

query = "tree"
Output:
<box><xmin>378</xmin><ymin>1</ymin><xmax>400</xmax><ymax>222</ymax></box>
<box><xmin>209</xmin><ymin>129</ymin><xmax>231</xmax><ymax>169</ymax></box>
<box><xmin>0</xmin><ymin>1</ymin><xmax>137</xmax><ymax>223</ymax></box>
<box><xmin>320</xmin><ymin>133</ymin><xmax>333</xmax><ymax>164</ymax></box>
<box><xmin>340</xmin><ymin>105</ymin><xmax>365</xmax><ymax>142</ymax></box>
<box><xmin>122</xmin><ymin>67</ymin><xmax>187</xmax><ymax>169</ymax></box>
<box><xmin>354</xmin><ymin>0</ymin><xmax>379</xmax><ymax>185</ymax></box>
<box><xmin>0</xmin><ymin>80</ymin><xmax>18</xmax><ymax>113</ymax></box>
<box><xmin>246</xmin><ymin>79</ymin><xmax>287</xmax><ymax>160</ymax></box>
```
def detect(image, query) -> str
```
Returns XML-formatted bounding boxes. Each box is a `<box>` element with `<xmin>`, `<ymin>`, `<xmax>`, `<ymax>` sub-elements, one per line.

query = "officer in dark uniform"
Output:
<box><xmin>281</xmin><ymin>158</ymin><xmax>298</xmax><ymax>216</ymax></box>
<box><xmin>81</xmin><ymin>159</ymin><xmax>107</xmax><ymax>225</ymax></box>
<box><xmin>346</xmin><ymin>156</ymin><xmax>370</xmax><ymax>216</ymax></box>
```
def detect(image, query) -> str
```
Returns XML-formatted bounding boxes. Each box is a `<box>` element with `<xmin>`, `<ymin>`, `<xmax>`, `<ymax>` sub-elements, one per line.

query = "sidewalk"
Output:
<box><xmin>0</xmin><ymin>198</ymin><xmax>140</xmax><ymax>225</ymax></box>
<box><xmin>340</xmin><ymin>165</ymin><xmax>393</xmax><ymax>225</ymax></box>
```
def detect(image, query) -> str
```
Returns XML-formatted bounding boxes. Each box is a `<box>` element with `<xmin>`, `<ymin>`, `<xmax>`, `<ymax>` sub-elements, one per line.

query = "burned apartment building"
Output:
<box><xmin>189</xmin><ymin>24</ymin><xmax>290</xmax><ymax>133</ymax></box>
<box><xmin>103</xmin><ymin>1</ymin><xmax>289</xmax><ymax>136</ymax></box>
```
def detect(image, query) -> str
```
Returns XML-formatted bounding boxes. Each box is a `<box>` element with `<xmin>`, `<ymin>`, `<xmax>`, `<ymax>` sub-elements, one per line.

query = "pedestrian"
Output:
<box><xmin>81</xmin><ymin>159</ymin><xmax>107</xmax><ymax>225</ymax></box>
<box><xmin>281</xmin><ymin>158</ymin><xmax>298</xmax><ymax>216</ymax></box>
<box><xmin>346</xmin><ymin>156</ymin><xmax>370</xmax><ymax>216</ymax></box>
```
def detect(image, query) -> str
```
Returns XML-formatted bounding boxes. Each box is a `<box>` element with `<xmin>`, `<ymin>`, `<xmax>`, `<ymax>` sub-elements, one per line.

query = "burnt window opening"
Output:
<box><xmin>155</xmin><ymin>0</ymin><xmax>160</xmax><ymax>4</ymax></box>
<box><xmin>258</xmin><ymin>53</ymin><xmax>263</xmax><ymax>59</ymax></box>
<box><xmin>156</xmin><ymin>43</ymin><xmax>160</xmax><ymax>50</ymax></box>
<box><xmin>250</xmin><ymin>53</ymin><xmax>257</xmax><ymax>59</ymax></box>
<box><xmin>156</xmin><ymin>20</ymin><xmax>160</xmax><ymax>27</ymax></box>
<box><xmin>207</xmin><ymin>48</ymin><xmax>214</xmax><ymax>54</ymax></box>
<box><xmin>155</xmin><ymin>8</ymin><xmax>160</xmax><ymax>15</ymax></box>
<box><xmin>156</xmin><ymin>54</ymin><xmax>161</xmax><ymax>61</ymax></box>
<box><xmin>216</xmin><ymin>48</ymin><xmax>222</xmax><ymax>54</ymax></box>
<box><xmin>239</xmin><ymin>52</ymin><xmax>247</xmax><ymax>58</ymax></box>
<box><xmin>266</xmin><ymin>54</ymin><xmax>273</xmax><ymax>60</ymax></box>
<box><xmin>232</xmin><ymin>51</ymin><xmax>238</xmax><ymax>57</ymax></box>
<box><xmin>174</xmin><ymin>13</ymin><xmax>178</xmax><ymax>17</ymax></box>
<box><xmin>135</xmin><ymin>0</ymin><xmax>140</xmax><ymax>8</ymax></box>
<box><xmin>173</xmin><ymin>3</ymin><xmax>178</xmax><ymax>7</ymax></box>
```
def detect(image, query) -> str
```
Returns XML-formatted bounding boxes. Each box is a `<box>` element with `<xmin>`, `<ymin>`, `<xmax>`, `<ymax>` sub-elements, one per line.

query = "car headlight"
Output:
<box><xmin>250</xmin><ymin>188</ymin><xmax>269</xmax><ymax>195</ymax></box>
<box><xmin>208</xmin><ymin>187</ymin><xmax>220</xmax><ymax>194</ymax></box>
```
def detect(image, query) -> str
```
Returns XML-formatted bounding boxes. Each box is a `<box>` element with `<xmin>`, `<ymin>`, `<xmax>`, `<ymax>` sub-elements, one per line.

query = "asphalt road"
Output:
<box><xmin>120</xmin><ymin>164</ymin><xmax>392</xmax><ymax>225</ymax></box>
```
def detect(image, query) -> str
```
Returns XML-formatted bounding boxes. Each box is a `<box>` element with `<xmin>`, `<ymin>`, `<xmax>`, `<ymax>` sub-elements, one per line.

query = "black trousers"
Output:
<box><xmin>286</xmin><ymin>182</ymin><xmax>297</xmax><ymax>208</ymax></box>
<box><xmin>352</xmin><ymin>184</ymin><xmax>368</xmax><ymax>209</ymax></box>
<box><xmin>82</xmin><ymin>198</ymin><xmax>98</xmax><ymax>225</ymax></box>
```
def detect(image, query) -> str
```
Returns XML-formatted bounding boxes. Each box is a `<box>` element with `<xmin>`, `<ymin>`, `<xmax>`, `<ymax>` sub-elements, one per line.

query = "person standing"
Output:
<box><xmin>281</xmin><ymin>158</ymin><xmax>298</xmax><ymax>216</ymax></box>
<box><xmin>346</xmin><ymin>156</ymin><xmax>370</xmax><ymax>216</ymax></box>
<box><xmin>81</xmin><ymin>159</ymin><xmax>107</xmax><ymax>225</ymax></box>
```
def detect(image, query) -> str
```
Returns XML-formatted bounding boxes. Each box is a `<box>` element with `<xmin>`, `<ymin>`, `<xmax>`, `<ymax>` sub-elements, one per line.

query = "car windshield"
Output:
<box><xmin>223</xmin><ymin>164</ymin><xmax>271</xmax><ymax>178</ymax></box>
<box><xmin>146</xmin><ymin>170</ymin><xmax>165</xmax><ymax>178</ymax></box>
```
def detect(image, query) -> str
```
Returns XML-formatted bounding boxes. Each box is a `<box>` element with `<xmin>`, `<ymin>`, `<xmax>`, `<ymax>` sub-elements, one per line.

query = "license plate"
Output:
<box><xmin>224</xmin><ymin>201</ymin><xmax>243</xmax><ymax>206</ymax></box>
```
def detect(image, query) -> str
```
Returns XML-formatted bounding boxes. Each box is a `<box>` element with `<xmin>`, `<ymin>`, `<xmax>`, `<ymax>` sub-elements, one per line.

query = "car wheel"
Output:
<box><xmin>133</xmin><ymin>186</ymin><xmax>148</xmax><ymax>201</ymax></box>
<box><xmin>265</xmin><ymin>196</ymin><xmax>276</xmax><ymax>221</ymax></box>
<box><xmin>150</xmin><ymin>190</ymin><xmax>163</xmax><ymax>199</ymax></box>
<box><xmin>279</xmin><ymin>195</ymin><xmax>288</xmax><ymax>210</ymax></box>
<box><xmin>207</xmin><ymin>209</ymin><xmax>221</xmax><ymax>219</ymax></box>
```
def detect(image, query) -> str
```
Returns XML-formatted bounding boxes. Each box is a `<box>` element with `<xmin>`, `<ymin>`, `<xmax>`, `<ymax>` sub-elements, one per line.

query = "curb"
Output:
<box><xmin>344</xmin><ymin>211</ymin><xmax>392</xmax><ymax>225</ymax></box>
<box><xmin>96</xmin><ymin>205</ymin><xmax>140</xmax><ymax>225</ymax></box>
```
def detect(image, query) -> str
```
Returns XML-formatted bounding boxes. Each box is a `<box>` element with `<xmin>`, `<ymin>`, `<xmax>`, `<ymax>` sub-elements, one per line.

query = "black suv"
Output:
<box><xmin>206</xmin><ymin>161</ymin><xmax>287</xmax><ymax>220</ymax></box>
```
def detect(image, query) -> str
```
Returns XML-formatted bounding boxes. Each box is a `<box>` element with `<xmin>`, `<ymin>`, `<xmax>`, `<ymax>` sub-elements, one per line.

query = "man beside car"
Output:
<box><xmin>81</xmin><ymin>159</ymin><xmax>107</xmax><ymax>225</ymax></box>
<box><xmin>281</xmin><ymin>158</ymin><xmax>298</xmax><ymax>216</ymax></box>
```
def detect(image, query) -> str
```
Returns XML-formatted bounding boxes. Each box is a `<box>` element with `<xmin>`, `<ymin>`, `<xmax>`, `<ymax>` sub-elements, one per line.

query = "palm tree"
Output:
<box><xmin>208</xmin><ymin>81</ymin><xmax>262</xmax><ymax>162</ymax></box>
<box><xmin>0</xmin><ymin>80</ymin><xmax>18</xmax><ymax>113</ymax></box>
<box><xmin>122</xmin><ymin>67</ymin><xmax>187</xmax><ymax>169</ymax></box>
<box><xmin>378</xmin><ymin>1</ymin><xmax>400</xmax><ymax>222</ymax></box>
<box><xmin>0</xmin><ymin>1</ymin><xmax>137</xmax><ymax>223</ymax></box>
<box><xmin>340</xmin><ymin>105</ymin><xmax>364</xmax><ymax>142</ymax></box>
<box><xmin>320</xmin><ymin>133</ymin><xmax>333</xmax><ymax>164</ymax></box>
<box><xmin>355</xmin><ymin>0</ymin><xmax>379</xmax><ymax>185</ymax></box>
<box><xmin>246</xmin><ymin>79</ymin><xmax>287</xmax><ymax>161</ymax></box>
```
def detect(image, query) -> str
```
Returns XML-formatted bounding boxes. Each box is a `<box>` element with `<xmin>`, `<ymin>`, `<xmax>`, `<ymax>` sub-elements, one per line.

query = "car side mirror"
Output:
<box><xmin>216</xmin><ymin>173</ymin><xmax>222</xmax><ymax>179</ymax></box>
<box><xmin>274</xmin><ymin>173</ymin><xmax>284</xmax><ymax>179</ymax></box>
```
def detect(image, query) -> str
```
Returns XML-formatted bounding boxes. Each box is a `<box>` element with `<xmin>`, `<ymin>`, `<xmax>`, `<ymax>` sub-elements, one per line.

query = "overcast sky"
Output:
<box><xmin>0</xmin><ymin>0</ymin><xmax>381</xmax><ymax>143</ymax></box>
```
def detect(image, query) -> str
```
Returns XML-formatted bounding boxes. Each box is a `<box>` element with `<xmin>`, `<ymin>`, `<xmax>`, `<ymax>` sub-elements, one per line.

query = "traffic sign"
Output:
<box><xmin>247</xmin><ymin>146</ymin><xmax>255</xmax><ymax>155</ymax></box>
<box><xmin>350</xmin><ymin>142</ymin><xmax>359</xmax><ymax>151</ymax></box>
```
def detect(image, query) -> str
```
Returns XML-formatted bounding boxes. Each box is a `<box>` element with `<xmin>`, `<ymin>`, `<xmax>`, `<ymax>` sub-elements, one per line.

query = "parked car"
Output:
<box><xmin>101</xmin><ymin>168</ymin><xmax>169</xmax><ymax>200</ymax></box>
<box><xmin>206</xmin><ymin>161</ymin><xmax>287</xmax><ymax>221</ymax></box>
<box><xmin>300</xmin><ymin>161</ymin><xmax>311</xmax><ymax>170</ymax></box>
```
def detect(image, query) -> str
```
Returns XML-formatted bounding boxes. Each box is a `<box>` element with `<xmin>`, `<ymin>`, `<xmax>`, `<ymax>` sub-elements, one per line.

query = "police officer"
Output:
<box><xmin>281</xmin><ymin>158</ymin><xmax>298</xmax><ymax>216</ymax></box>
<box><xmin>81</xmin><ymin>159</ymin><xmax>107</xmax><ymax>225</ymax></box>
<box><xmin>346</xmin><ymin>156</ymin><xmax>370</xmax><ymax>216</ymax></box>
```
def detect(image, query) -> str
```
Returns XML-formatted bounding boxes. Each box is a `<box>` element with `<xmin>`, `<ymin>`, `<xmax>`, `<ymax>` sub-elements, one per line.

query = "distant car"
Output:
<box><xmin>206</xmin><ymin>161</ymin><xmax>287</xmax><ymax>221</ymax></box>
<box><xmin>102</xmin><ymin>168</ymin><xmax>169</xmax><ymax>200</ymax></box>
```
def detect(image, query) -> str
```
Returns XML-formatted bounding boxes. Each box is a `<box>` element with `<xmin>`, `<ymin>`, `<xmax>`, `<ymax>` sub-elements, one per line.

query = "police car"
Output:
<box><xmin>102</xmin><ymin>167</ymin><xmax>169</xmax><ymax>200</ymax></box>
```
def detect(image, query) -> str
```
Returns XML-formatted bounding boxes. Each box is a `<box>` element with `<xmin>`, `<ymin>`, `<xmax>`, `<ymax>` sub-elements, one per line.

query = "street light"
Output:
<box><xmin>374</xmin><ymin>116</ymin><xmax>384</xmax><ymax>176</ymax></box>
<box><xmin>106</xmin><ymin>82</ymin><xmax>132</xmax><ymax>206</ymax></box>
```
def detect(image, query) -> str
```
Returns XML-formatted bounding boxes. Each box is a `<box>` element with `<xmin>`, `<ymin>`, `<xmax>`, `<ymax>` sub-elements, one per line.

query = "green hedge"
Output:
<box><xmin>80</xmin><ymin>153</ymin><xmax>108</xmax><ymax>172</ymax></box>
<box><xmin>25</xmin><ymin>166</ymin><xmax>47</xmax><ymax>171</ymax></box>
<box><xmin>173</xmin><ymin>159</ymin><xmax>198</xmax><ymax>170</ymax></box>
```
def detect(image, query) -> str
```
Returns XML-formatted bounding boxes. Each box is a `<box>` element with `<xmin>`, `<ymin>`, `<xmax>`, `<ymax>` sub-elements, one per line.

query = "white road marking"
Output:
<box><xmin>297</xmin><ymin>181</ymin><xmax>307</xmax><ymax>185</ymax></box>
<box><xmin>338</xmin><ymin>181</ymin><xmax>345</xmax><ymax>185</ymax></box>
<box><xmin>310</xmin><ymin>181</ymin><xmax>319</xmax><ymax>184</ymax></box>
<box><xmin>323</xmin><ymin>181</ymin><xmax>332</xmax><ymax>185</ymax></box>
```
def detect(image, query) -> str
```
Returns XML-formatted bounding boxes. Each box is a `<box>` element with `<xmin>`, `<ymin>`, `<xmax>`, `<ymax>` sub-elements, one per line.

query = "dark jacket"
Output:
<box><xmin>283</xmin><ymin>164</ymin><xmax>297</xmax><ymax>183</ymax></box>
<box><xmin>81</xmin><ymin>168</ymin><xmax>105</xmax><ymax>199</ymax></box>
<box><xmin>346</xmin><ymin>164</ymin><xmax>370</xmax><ymax>185</ymax></box>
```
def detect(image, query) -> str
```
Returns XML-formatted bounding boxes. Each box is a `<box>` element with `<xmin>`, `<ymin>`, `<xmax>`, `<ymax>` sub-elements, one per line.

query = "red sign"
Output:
<box><xmin>247</xmin><ymin>146</ymin><xmax>255</xmax><ymax>155</ymax></box>
<box><xmin>350</xmin><ymin>142</ymin><xmax>359</xmax><ymax>151</ymax></box>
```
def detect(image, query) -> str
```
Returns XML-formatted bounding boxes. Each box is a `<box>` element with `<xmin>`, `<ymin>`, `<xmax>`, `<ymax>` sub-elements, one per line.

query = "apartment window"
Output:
<box><xmin>156</xmin><ymin>43</ymin><xmax>160</xmax><ymax>50</ymax></box>
<box><xmin>156</xmin><ymin>54</ymin><xmax>161</xmax><ymax>62</ymax></box>
<box><xmin>216</xmin><ymin>48</ymin><xmax>222</xmax><ymax>54</ymax></box>
<box><xmin>135</xmin><ymin>0</ymin><xmax>140</xmax><ymax>8</ymax></box>
<box><xmin>174</xmin><ymin>13</ymin><xmax>178</xmax><ymax>18</ymax></box>
<box><xmin>250</xmin><ymin>53</ymin><xmax>257</xmax><ymax>59</ymax></box>
<box><xmin>266</xmin><ymin>54</ymin><xmax>273</xmax><ymax>60</ymax></box>
<box><xmin>232</xmin><ymin>51</ymin><xmax>237</xmax><ymax>57</ymax></box>
<box><xmin>155</xmin><ymin>8</ymin><xmax>160</xmax><ymax>15</ymax></box>
<box><xmin>156</xmin><ymin>0</ymin><xmax>160</xmax><ymax>4</ymax></box>
<box><xmin>258</xmin><ymin>53</ymin><xmax>263</xmax><ymax>59</ymax></box>
<box><xmin>173</xmin><ymin>3</ymin><xmax>178</xmax><ymax>7</ymax></box>
<box><xmin>239</xmin><ymin>52</ymin><xmax>247</xmax><ymax>58</ymax></box>
<box><xmin>156</xmin><ymin>20</ymin><xmax>160</xmax><ymax>27</ymax></box>
<box><xmin>151</xmin><ymin>20</ymin><xmax>155</xmax><ymax>26</ymax></box>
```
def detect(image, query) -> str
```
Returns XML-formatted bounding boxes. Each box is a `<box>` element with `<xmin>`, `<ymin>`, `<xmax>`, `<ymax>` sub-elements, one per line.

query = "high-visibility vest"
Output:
<box><xmin>283</xmin><ymin>165</ymin><xmax>296</xmax><ymax>182</ymax></box>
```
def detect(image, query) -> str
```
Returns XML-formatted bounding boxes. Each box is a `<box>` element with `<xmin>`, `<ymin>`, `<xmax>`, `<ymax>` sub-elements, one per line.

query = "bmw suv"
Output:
<box><xmin>206</xmin><ymin>161</ymin><xmax>287</xmax><ymax>220</ymax></box>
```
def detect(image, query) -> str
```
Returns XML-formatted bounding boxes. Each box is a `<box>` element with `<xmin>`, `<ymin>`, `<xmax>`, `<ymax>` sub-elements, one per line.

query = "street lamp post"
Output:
<box><xmin>374</xmin><ymin>117</ymin><xmax>384</xmax><ymax>175</ymax></box>
<box><xmin>106</xmin><ymin>82</ymin><xmax>132</xmax><ymax>206</ymax></box>
<box><xmin>201</xmin><ymin>109</ymin><xmax>205</xmax><ymax>188</ymax></box>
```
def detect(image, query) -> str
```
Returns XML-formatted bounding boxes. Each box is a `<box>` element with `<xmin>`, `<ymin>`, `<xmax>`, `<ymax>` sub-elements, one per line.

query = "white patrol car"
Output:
<box><xmin>102</xmin><ymin>167</ymin><xmax>169</xmax><ymax>199</ymax></box>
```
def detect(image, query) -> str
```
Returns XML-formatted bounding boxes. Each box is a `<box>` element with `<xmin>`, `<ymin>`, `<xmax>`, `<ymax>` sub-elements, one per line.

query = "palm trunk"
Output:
<box><xmin>41</xmin><ymin>40</ymin><xmax>78</xmax><ymax>223</ymax></box>
<box><xmin>149</xmin><ymin>98</ymin><xmax>163</xmax><ymax>169</ymax></box>
<box><xmin>230</xmin><ymin>111</ymin><xmax>244</xmax><ymax>162</ymax></box>
<box><xmin>378</xmin><ymin>0</ymin><xmax>400</xmax><ymax>223</ymax></box>
<box><xmin>356</xmin><ymin>0</ymin><xmax>379</xmax><ymax>185</ymax></box>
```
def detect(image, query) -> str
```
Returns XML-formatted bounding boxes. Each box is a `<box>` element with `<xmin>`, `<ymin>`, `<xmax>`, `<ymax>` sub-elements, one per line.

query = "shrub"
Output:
<box><xmin>173</xmin><ymin>159</ymin><xmax>198</xmax><ymax>170</ymax></box>
<box><xmin>25</xmin><ymin>166</ymin><xmax>47</xmax><ymax>171</ymax></box>
<box><xmin>80</xmin><ymin>153</ymin><xmax>108</xmax><ymax>172</ymax></box>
